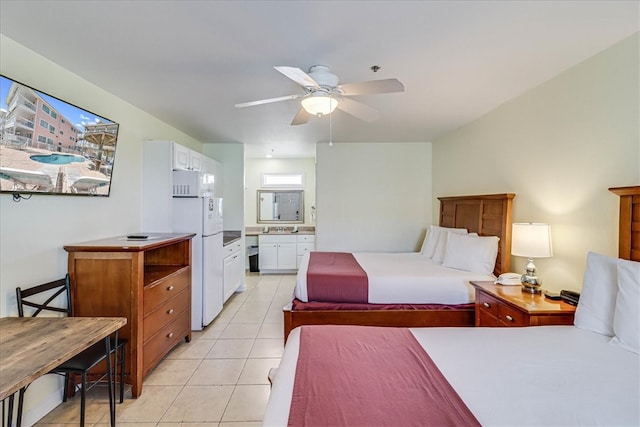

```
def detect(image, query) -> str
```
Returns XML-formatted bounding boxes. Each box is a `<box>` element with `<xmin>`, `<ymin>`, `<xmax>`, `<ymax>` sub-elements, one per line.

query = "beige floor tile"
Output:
<box><xmin>218</xmin><ymin>422</ymin><xmax>262</xmax><ymax>427</ymax></box>
<box><xmin>257</xmin><ymin>322</ymin><xmax>284</xmax><ymax>339</ymax></box>
<box><xmin>116</xmin><ymin>385</ymin><xmax>183</xmax><ymax>423</ymax></box>
<box><xmin>187</xmin><ymin>359</ymin><xmax>246</xmax><ymax>385</ymax></box>
<box><xmin>262</xmin><ymin>310</ymin><xmax>284</xmax><ymax>324</ymax></box>
<box><xmin>207</xmin><ymin>339</ymin><xmax>255</xmax><ymax>359</ymax></box>
<box><xmin>220</xmin><ymin>323</ymin><xmax>260</xmax><ymax>339</ymax></box>
<box><xmin>143</xmin><ymin>358</ymin><xmax>202</xmax><ymax>385</ymax></box>
<box><xmin>34</xmin><ymin>386</ymin><xmax>110</xmax><ymax>425</ymax></box>
<box><xmin>230</xmin><ymin>308</ymin><xmax>268</xmax><ymax>324</ymax></box>
<box><xmin>159</xmin><ymin>385</ymin><xmax>234</xmax><ymax>422</ymax></box>
<box><xmin>221</xmin><ymin>385</ymin><xmax>271</xmax><ymax>422</ymax></box>
<box><xmin>194</xmin><ymin>322</ymin><xmax>228</xmax><ymax>340</ymax></box>
<box><xmin>248</xmin><ymin>339</ymin><xmax>284</xmax><ymax>358</ymax></box>
<box><xmin>166</xmin><ymin>338</ymin><xmax>216</xmax><ymax>359</ymax></box>
<box><xmin>237</xmin><ymin>358</ymin><xmax>280</xmax><ymax>385</ymax></box>
<box><xmin>157</xmin><ymin>424</ymin><xmax>218</xmax><ymax>427</ymax></box>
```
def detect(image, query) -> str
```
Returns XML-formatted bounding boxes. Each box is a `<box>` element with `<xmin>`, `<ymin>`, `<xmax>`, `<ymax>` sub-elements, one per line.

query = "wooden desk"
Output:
<box><xmin>0</xmin><ymin>317</ymin><xmax>126</xmax><ymax>422</ymax></box>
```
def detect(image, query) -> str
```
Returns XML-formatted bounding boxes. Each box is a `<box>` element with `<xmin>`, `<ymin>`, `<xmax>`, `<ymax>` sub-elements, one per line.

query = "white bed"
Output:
<box><xmin>268</xmin><ymin>248</ymin><xmax>640</xmax><ymax>426</ymax></box>
<box><xmin>264</xmin><ymin>325</ymin><xmax>640</xmax><ymax>426</ymax></box>
<box><xmin>295</xmin><ymin>251</ymin><xmax>495</xmax><ymax>304</ymax></box>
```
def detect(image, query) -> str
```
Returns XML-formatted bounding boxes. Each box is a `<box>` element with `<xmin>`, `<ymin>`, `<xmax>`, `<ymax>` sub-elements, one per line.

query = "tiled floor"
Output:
<box><xmin>35</xmin><ymin>273</ymin><xmax>295</xmax><ymax>426</ymax></box>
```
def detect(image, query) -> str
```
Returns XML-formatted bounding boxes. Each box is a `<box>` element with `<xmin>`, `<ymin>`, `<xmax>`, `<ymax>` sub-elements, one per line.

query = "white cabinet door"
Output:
<box><xmin>223</xmin><ymin>255</ymin><xmax>234</xmax><ymax>300</ymax></box>
<box><xmin>277</xmin><ymin>243</ymin><xmax>297</xmax><ymax>270</ymax></box>
<box><xmin>259</xmin><ymin>244</ymin><xmax>278</xmax><ymax>270</ymax></box>
<box><xmin>173</xmin><ymin>143</ymin><xmax>202</xmax><ymax>171</ymax></box>
<box><xmin>189</xmin><ymin>151</ymin><xmax>202</xmax><ymax>172</ymax></box>
<box><xmin>173</xmin><ymin>144</ymin><xmax>191</xmax><ymax>170</ymax></box>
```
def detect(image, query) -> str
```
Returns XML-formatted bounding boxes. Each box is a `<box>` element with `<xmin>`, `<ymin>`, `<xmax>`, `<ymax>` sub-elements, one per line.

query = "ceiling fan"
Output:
<box><xmin>234</xmin><ymin>65</ymin><xmax>404</xmax><ymax>125</ymax></box>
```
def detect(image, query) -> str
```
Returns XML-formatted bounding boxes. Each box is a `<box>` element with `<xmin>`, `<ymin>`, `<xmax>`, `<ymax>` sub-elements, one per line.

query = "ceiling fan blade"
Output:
<box><xmin>291</xmin><ymin>108</ymin><xmax>312</xmax><ymax>126</ymax></box>
<box><xmin>235</xmin><ymin>94</ymin><xmax>303</xmax><ymax>108</ymax></box>
<box><xmin>336</xmin><ymin>98</ymin><xmax>380</xmax><ymax>122</ymax></box>
<box><xmin>339</xmin><ymin>78</ymin><xmax>404</xmax><ymax>96</ymax></box>
<box><xmin>275</xmin><ymin>66</ymin><xmax>320</xmax><ymax>88</ymax></box>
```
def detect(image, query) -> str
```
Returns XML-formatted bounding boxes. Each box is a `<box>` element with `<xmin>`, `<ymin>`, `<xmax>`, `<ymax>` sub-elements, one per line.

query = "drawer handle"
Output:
<box><xmin>167</xmin><ymin>332</ymin><xmax>174</xmax><ymax>339</ymax></box>
<box><xmin>167</xmin><ymin>285</ymin><xmax>174</xmax><ymax>291</ymax></box>
<box><xmin>167</xmin><ymin>308</ymin><xmax>174</xmax><ymax>315</ymax></box>
<box><xmin>483</xmin><ymin>302</ymin><xmax>491</xmax><ymax>308</ymax></box>
<box><xmin>505</xmin><ymin>315</ymin><xmax>514</xmax><ymax>322</ymax></box>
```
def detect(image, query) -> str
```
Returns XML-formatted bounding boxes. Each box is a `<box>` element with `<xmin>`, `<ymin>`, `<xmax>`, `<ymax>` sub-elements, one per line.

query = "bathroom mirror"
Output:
<box><xmin>257</xmin><ymin>190</ymin><xmax>304</xmax><ymax>223</ymax></box>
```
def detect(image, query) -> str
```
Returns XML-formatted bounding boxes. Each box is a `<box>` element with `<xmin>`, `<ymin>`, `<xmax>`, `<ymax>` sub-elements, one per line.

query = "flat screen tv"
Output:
<box><xmin>0</xmin><ymin>74</ymin><xmax>119</xmax><ymax>197</ymax></box>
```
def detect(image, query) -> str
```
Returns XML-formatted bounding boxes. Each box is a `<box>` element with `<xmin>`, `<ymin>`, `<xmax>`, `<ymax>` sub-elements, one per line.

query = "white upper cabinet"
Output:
<box><xmin>173</xmin><ymin>143</ymin><xmax>202</xmax><ymax>171</ymax></box>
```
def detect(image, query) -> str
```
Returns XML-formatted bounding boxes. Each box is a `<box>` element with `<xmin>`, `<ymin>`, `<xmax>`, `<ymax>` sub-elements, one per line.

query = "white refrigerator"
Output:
<box><xmin>172</xmin><ymin>194</ymin><xmax>224</xmax><ymax>330</ymax></box>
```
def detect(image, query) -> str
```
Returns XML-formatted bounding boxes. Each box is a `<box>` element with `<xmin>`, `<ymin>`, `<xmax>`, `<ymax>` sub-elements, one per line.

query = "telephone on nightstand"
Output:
<box><xmin>495</xmin><ymin>272</ymin><xmax>522</xmax><ymax>286</ymax></box>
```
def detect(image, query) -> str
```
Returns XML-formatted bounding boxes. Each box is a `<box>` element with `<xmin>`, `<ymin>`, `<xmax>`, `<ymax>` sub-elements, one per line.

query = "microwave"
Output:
<box><xmin>172</xmin><ymin>170</ymin><xmax>212</xmax><ymax>197</ymax></box>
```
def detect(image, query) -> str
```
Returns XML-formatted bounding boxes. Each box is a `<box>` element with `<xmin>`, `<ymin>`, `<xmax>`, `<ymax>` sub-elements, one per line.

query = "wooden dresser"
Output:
<box><xmin>470</xmin><ymin>281</ymin><xmax>576</xmax><ymax>327</ymax></box>
<box><xmin>64</xmin><ymin>233</ymin><xmax>195</xmax><ymax>397</ymax></box>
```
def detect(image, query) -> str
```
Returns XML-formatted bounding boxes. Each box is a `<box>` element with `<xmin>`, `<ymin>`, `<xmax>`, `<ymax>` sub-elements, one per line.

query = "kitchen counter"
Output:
<box><xmin>223</xmin><ymin>230</ymin><xmax>241</xmax><ymax>246</ymax></box>
<box><xmin>245</xmin><ymin>226</ymin><xmax>315</xmax><ymax>236</ymax></box>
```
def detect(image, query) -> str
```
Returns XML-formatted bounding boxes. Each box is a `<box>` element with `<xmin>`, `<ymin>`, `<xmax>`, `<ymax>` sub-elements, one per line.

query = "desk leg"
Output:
<box><xmin>105</xmin><ymin>334</ymin><xmax>114</xmax><ymax>427</ymax></box>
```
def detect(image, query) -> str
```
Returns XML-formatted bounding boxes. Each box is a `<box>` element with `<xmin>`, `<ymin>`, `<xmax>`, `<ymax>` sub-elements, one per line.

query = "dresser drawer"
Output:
<box><xmin>143</xmin><ymin>288</ymin><xmax>190</xmax><ymax>341</ymax></box>
<box><xmin>143</xmin><ymin>309</ymin><xmax>190</xmax><ymax>372</ymax></box>
<box><xmin>143</xmin><ymin>269</ymin><xmax>190</xmax><ymax>313</ymax></box>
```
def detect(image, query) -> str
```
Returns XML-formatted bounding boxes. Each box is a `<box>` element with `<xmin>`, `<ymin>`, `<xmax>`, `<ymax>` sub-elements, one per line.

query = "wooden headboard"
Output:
<box><xmin>609</xmin><ymin>186</ymin><xmax>640</xmax><ymax>262</ymax></box>
<box><xmin>438</xmin><ymin>193</ymin><xmax>515</xmax><ymax>276</ymax></box>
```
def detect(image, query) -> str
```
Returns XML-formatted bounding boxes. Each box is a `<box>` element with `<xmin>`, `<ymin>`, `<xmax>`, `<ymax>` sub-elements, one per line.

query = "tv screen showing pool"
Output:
<box><xmin>0</xmin><ymin>75</ymin><xmax>119</xmax><ymax>197</ymax></box>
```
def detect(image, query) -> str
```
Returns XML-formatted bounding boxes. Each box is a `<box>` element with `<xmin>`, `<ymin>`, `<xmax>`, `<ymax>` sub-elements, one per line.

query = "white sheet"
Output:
<box><xmin>263</xmin><ymin>326</ymin><xmax>640</xmax><ymax>426</ymax></box>
<box><xmin>295</xmin><ymin>252</ymin><xmax>495</xmax><ymax>304</ymax></box>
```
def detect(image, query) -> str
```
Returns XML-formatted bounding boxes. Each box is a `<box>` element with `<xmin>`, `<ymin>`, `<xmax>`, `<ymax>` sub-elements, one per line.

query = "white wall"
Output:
<box><xmin>0</xmin><ymin>35</ymin><xmax>204</xmax><ymax>425</ymax></box>
<box><xmin>432</xmin><ymin>33</ymin><xmax>639</xmax><ymax>292</ymax></box>
<box><xmin>203</xmin><ymin>143</ymin><xmax>245</xmax><ymax>231</ymax></box>
<box><xmin>245</xmin><ymin>157</ymin><xmax>316</xmax><ymax>227</ymax></box>
<box><xmin>316</xmin><ymin>142</ymin><xmax>432</xmax><ymax>252</ymax></box>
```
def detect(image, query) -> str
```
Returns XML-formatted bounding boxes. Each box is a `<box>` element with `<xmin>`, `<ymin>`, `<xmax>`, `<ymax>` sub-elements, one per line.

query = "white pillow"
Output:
<box><xmin>573</xmin><ymin>252</ymin><xmax>618</xmax><ymax>336</ymax></box>
<box><xmin>420</xmin><ymin>225</ymin><xmax>467</xmax><ymax>258</ymax></box>
<box><xmin>442</xmin><ymin>233</ymin><xmax>499</xmax><ymax>275</ymax></box>
<box><xmin>431</xmin><ymin>228</ymin><xmax>470</xmax><ymax>264</ymax></box>
<box><xmin>610</xmin><ymin>258</ymin><xmax>640</xmax><ymax>354</ymax></box>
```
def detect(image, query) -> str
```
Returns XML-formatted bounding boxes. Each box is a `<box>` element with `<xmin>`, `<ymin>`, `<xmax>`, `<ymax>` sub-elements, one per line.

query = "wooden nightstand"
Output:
<box><xmin>470</xmin><ymin>281</ymin><xmax>576</xmax><ymax>327</ymax></box>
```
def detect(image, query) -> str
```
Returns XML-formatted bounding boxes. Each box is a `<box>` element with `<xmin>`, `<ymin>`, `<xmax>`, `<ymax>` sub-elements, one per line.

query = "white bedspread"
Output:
<box><xmin>295</xmin><ymin>252</ymin><xmax>495</xmax><ymax>304</ymax></box>
<box><xmin>263</xmin><ymin>326</ymin><xmax>640</xmax><ymax>426</ymax></box>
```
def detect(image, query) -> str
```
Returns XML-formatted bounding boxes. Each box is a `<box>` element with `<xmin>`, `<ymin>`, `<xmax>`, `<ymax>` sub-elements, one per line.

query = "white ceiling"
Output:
<box><xmin>1</xmin><ymin>1</ymin><xmax>637</xmax><ymax>158</ymax></box>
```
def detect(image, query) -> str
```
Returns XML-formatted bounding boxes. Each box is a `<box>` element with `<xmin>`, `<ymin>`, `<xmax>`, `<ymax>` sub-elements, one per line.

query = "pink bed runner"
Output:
<box><xmin>306</xmin><ymin>252</ymin><xmax>368</xmax><ymax>303</ymax></box>
<box><xmin>287</xmin><ymin>325</ymin><xmax>480</xmax><ymax>427</ymax></box>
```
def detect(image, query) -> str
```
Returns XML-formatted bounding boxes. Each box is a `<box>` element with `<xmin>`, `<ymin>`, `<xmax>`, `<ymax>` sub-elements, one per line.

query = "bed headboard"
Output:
<box><xmin>609</xmin><ymin>186</ymin><xmax>640</xmax><ymax>262</ymax></box>
<box><xmin>438</xmin><ymin>193</ymin><xmax>515</xmax><ymax>276</ymax></box>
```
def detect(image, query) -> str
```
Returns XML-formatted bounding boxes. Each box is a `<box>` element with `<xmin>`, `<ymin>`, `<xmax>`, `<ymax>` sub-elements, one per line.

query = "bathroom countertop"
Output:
<box><xmin>245</xmin><ymin>226</ymin><xmax>315</xmax><ymax>236</ymax></box>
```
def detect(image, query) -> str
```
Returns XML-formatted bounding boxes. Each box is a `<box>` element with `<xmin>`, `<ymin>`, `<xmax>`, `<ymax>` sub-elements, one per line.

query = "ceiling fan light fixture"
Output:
<box><xmin>301</xmin><ymin>93</ymin><xmax>339</xmax><ymax>116</ymax></box>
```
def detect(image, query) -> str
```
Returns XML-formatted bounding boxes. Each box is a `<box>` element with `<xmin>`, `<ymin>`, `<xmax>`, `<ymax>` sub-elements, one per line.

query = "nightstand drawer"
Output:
<box><xmin>476</xmin><ymin>292</ymin><xmax>500</xmax><ymax>318</ymax></box>
<box><xmin>497</xmin><ymin>303</ymin><xmax>528</xmax><ymax>326</ymax></box>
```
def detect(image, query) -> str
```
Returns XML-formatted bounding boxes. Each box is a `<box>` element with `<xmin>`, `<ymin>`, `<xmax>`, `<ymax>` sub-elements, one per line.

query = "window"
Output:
<box><xmin>38</xmin><ymin>135</ymin><xmax>47</xmax><ymax>143</ymax></box>
<box><xmin>42</xmin><ymin>104</ymin><xmax>50</xmax><ymax>114</ymax></box>
<box><xmin>47</xmin><ymin>138</ymin><xmax>53</xmax><ymax>144</ymax></box>
<box><xmin>261</xmin><ymin>173</ymin><xmax>304</xmax><ymax>188</ymax></box>
<box><xmin>40</xmin><ymin>119</ymin><xmax>49</xmax><ymax>129</ymax></box>
<box><xmin>50</xmin><ymin>111</ymin><xmax>57</xmax><ymax>119</ymax></box>
<box><xmin>60</xmin><ymin>130</ymin><xmax>64</xmax><ymax>135</ymax></box>
<box><xmin>49</xmin><ymin>125</ymin><xmax>55</xmax><ymax>133</ymax></box>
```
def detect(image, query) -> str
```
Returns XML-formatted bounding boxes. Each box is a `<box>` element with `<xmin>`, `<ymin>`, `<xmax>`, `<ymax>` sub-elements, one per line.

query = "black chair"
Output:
<box><xmin>14</xmin><ymin>275</ymin><xmax>127</xmax><ymax>427</ymax></box>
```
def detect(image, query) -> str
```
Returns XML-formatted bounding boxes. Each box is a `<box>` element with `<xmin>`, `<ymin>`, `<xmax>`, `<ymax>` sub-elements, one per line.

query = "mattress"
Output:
<box><xmin>295</xmin><ymin>252</ymin><xmax>495</xmax><ymax>304</ymax></box>
<box><xmin>263</xmin><ymin>325</ymin><xmax>640</xmax><ymax>426</ymax></box>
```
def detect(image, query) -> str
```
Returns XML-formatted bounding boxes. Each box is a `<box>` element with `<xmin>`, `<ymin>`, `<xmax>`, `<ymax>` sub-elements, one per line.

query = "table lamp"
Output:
<box><xmin>511</xmin><ymin>223</ymin><xmax>553</xmax><ymax>293</ymax></box>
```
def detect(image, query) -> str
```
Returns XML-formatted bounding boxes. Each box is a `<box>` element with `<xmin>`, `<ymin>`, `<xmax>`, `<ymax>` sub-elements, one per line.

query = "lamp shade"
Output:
<box><xmin>511</xmin><ymin>223</ymin><xmax>553</xmax><ymax>258</ymax></box>
<box><xmin>301</xmin><ymin>94</ymin><xmax>339</xmax><ymax>116</ymax></box>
